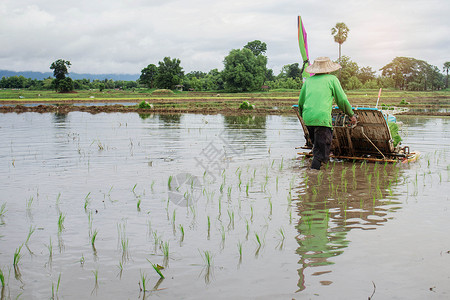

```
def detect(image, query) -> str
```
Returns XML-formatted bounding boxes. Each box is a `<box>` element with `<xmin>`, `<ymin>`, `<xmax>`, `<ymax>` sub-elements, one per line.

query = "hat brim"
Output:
<box><xmin>305</xmin><ymin>61</ymin><xmax>341</xmax><ymax>74</ymax></box>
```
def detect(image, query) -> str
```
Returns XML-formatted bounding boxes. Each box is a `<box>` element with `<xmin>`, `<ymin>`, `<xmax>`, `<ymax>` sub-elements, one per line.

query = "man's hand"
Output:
<box><xmin>350</xmin><ymin>115</ymin><xmax>357</xmax><ymax>125</ymax></box>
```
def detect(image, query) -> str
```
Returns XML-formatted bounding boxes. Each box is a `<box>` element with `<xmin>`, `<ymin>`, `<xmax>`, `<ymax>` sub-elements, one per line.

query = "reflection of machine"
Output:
<box><xmin>293</xmin><ymin>105</ymin><xmax>419</xmax><ymax>163</ymax></box>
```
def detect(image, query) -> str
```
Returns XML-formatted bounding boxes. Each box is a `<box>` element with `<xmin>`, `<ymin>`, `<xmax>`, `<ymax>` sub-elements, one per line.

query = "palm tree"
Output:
<box><xmin>331</xmin><ymin>23</ymin><xmax>350</xmax><ymax>65</ymax></box>
<box><xmin>444</xmin><ymin>62</ymin><xmax>450</xmax><ymax>89</ymax></box>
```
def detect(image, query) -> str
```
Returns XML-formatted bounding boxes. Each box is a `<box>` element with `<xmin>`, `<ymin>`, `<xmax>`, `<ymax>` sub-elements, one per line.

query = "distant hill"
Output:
<box><xmin>0</xmin><ymin>70</ymin><xmax>140</xmax><ymax>81</ymax></box>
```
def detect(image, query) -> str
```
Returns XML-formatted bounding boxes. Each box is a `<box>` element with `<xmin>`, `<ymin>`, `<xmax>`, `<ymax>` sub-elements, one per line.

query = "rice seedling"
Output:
<box><xmin>220</xmin><ymin>225</ymin><xmax>226</xmax><ymax>245</ymax></box>
<box><xmin>161</xmin><ymin>241</ymin><xmax>169</xmax><ymax>262</ymax></box>
<box><xmin>88</xmin><ymin>210</ymin><xmax>93</xmax><ymax>235</ymax></box>
<box><xmin>245</xmin><ymin>219</ymin><xmax>250</xmax><ymax>240</ymax></box>
<box><xmin>268</xmin><ymin>197</ymin><xmax>273</xmax><ymax>216</ymax></box>
<box><xmin>139</xmin><ymin>271</ymin><xmax>148</xmax><ymax>293</ymax></box>
<box><xmin>279</xmin><ymin>157</ymin><xmax>284</xmax><ymax>171</ymax></box>
<box><xmin>237</xmin><ymin>241</ymin><xmax>243</xmax><ymax>260</ymax></box>
<box><xmin>116</xmin><ymin>261</ymin><xmax>123</xmax><ymax>278</ymax></box>
<box><xmin>153</xmin><ymin>231</ymin><xmax>161</xmax><ymax>252</ymax></box>
<box><xmin>250</xmin><ymin>206</ymin><xmax>254</xmax><ymax>223</ymax></box>
<box><xmin>206</xmin><ymin>216</ymin><xmax>211</xmax><ymax>239</ymax></box>
<box><xmin>276</xmin><ymin>176</ymin><xmax>279</xmax><ymax>191</ymax></box>
<box><xmin>51</xmin><ymin>273</ymin><xmax>61</xmax><ymax>299</ymax></box>
<box><xmin>92</xmin><ymin>269</ymin><xmax>99</xmax><ymax>290</ymax></box>
<box><xmin>136</xmin><ymin>196</ymin><xmax>142</xmax><ymax>211</ymax></box>
<box><xmin>46</xmin><ymin>237</ymin><xmax>53</xmax><ymax>260</ymax></box>
<box><xmin>13</xmin><ymin>244</ymin><xmax>23</xmax><ymax>266</ymax></box>
<box><xmin>172</xmin><ymin>209</ymin><xmax>176</xmax><ymax>225</ymax></box>
<box><xmin>26</xmin><ymin>196</ymin><xmax>34</xmax><ymax>210</ymax></box>
<box><xmin>147</xmin><ymin>259</ymin><xmax>165</xmax><ymax>279</ymax></box>
<box><xmin>91</xmin><ymin>229</ymin><xmax>98</xmax><ymax>250</ymax></box>
<box><xmin>245</xmin><ymin>181</ymin><xmax>250</xmax><ymax>196</ymax></box>
<box><xmin>227</xmin><ymin>186</ymin><xmax>232</xmax><ymax>198</ymax></box>
<box><xmin>179</xmin><ymin>224</ymin><xmax>185</xmax><ymax>242</ymax></box>
<box><xmin>0</xmin><ymin>267</ymin><xmax>4</xmax><ymax>287</ymax></box>
<box><xmin>132</xmin><ymin>183</ymin><xmax>137</xmax><ymax>193</ymax></box>
<box><xmin>255</xmin><ymin>232</ymin><xmax>262</xmax><ymax>248</ymax></box>
<box><xmin>84</xmin><ymin>192</ymin><xmax>91</xmax><ymax>211</ymax></box>
<box><xmin>227</xmin><ymin>209</ymin><xmax>235</xmax><ymax>229</ymax></box>
<box><xmin>168</xmin><ymin>175</ymin><xmax>173</xmax><ymax>189</ymax></box>
<box><xmin>0</xmin><ymin>202</ymin><xmax>6</xmax><ymax>217</ymax></box>
<box><xmin>150</xmin><ymin>180</ymin><xmax>155</xmax><ymax>192</ymax></box>
<box><xmin>57</xmin><ymin>213</ymin><xmax>65</xmax><ymax>233</ymax></box>
<box><xmin>25</xmin><ymin>225</ymin><xmax>36</xmax><ymax>246</ymax></box>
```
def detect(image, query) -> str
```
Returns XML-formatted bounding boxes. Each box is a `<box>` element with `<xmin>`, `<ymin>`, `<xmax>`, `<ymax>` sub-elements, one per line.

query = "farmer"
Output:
<box><xmin>298</xmin><ymin>56</ymin><xmax>357</xmax><ymax>170</ymax></box>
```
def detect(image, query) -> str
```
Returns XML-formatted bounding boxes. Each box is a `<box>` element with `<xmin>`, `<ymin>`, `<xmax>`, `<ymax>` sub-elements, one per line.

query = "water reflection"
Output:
<box><xmin>295</xmin><ymin>161</ymin><xmax>403</xmax><ymax>291</ymax></box>
<box><xmin>53</xmin><ymin>112</ymin><xmax>68</xmax><ymax>124</ymax></box>
<box><xmin>158</xmin><ymin>114</ymin><xmax>181</xmax><ymax>125</ymax></box>
<box><xmin>223</xmin><ymin>115</ymin><xmax>266</xmax><ymax>128</ymax></box>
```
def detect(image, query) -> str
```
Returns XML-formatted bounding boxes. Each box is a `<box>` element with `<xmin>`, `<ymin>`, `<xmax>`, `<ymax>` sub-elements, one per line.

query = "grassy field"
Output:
<box><xmin>0</xmin><ymin>88</ymin><xmax>448</xmax><ymax>114</ymax></box>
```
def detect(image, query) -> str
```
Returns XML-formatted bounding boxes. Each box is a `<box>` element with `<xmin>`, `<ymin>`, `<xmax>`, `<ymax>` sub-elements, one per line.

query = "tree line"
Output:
<box><xmin>2</xmin><ymin>41</ymin><xmax>449</xmax><ymax>92</ymax></box>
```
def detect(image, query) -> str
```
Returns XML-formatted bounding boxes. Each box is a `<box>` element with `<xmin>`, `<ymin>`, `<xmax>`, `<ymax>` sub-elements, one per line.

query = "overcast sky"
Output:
<box><xmin>1</xmin><ymin>0</ymin><xmax>449</xmax><ymax>76</ymax></box>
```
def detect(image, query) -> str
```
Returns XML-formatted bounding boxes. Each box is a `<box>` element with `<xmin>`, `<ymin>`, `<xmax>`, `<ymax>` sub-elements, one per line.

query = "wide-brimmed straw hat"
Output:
<box><xmin>305</xmin><ymin>57</ymin><xmax>341</xmax><ymax>74</ymax></box>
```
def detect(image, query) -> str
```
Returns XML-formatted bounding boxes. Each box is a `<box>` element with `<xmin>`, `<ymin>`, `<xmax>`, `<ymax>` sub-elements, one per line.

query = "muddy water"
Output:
<box><xmin>0</xmin><ymin>112</ymin><xmax>449</xmax><ymax>299</ymax></box>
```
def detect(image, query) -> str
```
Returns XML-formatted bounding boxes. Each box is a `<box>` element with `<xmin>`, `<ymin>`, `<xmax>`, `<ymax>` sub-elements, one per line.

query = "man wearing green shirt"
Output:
<box><xmin>298</xmin><ymin>57</ymin><xmax>357</xmax><ymax>170</ymax></box>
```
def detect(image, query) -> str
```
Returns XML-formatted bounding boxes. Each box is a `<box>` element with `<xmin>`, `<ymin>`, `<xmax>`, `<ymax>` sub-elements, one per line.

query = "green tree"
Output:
<box><xmin>244</xmin><ymin>40</ymin><xmax>267</xmax><ymax>56</ymax></box>
<box><xmin>58</xmin><ymin>77</ymin><xmax>74</xmax><ymax>93</ymax></box>
<box><xmin>331</xmin><ymin>56</ymin><xmax>359</xmax><ymax>89</ymax></box>
<box><xmin>140</xmin><ymin>64</ymin><xmax>158</xmax><ymax>88</ymax></box>
<box><xmin>444</xmin><ymin>62</ymin><xmax>450</xmax><ymax>89</ymax></box>
<box><xmin>331</xmin><ymin>23</ymin><xmax>350</xmax><ymax>64</ymax></box>
<box><xmin>155</xmin><ymin>57</ymin><xmax>184</xmax><ymax>89</ymax></box>
<box><xmin>222</xmin><ymin>48</ymin><xmax>267</xmax><ymax>92</ymax></box>
<box><xmin>380</xmin><ymin>57</ymin><xmax>431</xmax><ymax>90</ymax></box>
<box><xmin>279</xmin><ymin>63</ymin><xmax>301</xmax><ymax>79</ymax></box>
<box><xmin>205</xmin><ymin>69</ymin><xmax>224</xmax><ymax>91</ymax></box>
<box><xmin>50</xmin><ymin>59</ymin><xmax>72</xmax><ymax>92</ymax></box>
<box><xmin>357</xmin><ymin>66</ymin><xmax>376</xmax><ymax>84</ymax></box>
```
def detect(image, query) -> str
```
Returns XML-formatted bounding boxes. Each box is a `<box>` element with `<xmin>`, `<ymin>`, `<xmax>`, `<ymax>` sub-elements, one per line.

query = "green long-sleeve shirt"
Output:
<box><xmin>298</xmin><ymin>74</ymin><xmax>354</xmax><ymax>127</ymax></box>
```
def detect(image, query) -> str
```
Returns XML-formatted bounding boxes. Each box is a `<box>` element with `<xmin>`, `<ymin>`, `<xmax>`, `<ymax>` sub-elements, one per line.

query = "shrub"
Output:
<box><xmin>152</xmin><ymin>89</ymin><xmax>174</xmax><ymax>95</ymax></box>
<box><xmin>138</xmin><ymin>100</ymin><xmax>153</xmax><ymax>109</ymax></box>
<box><xmin>239</xmin><ymin>101</ymin><xmax>254</xmax><ymax>110</ymax></box>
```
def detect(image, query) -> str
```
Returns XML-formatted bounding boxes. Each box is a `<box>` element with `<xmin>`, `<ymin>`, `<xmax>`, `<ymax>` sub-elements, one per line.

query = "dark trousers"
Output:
<box><xmin>306</xmin><ymin>126</ymin><xmax>333</xmax><ymax>170</ymax></box>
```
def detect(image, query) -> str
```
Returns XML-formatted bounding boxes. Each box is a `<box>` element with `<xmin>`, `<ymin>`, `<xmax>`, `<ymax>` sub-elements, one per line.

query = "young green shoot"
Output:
<box><xmin>237</xmin><ymin>241</ymin><xmax>243</xmax><ymax>260</ymax></box>
<box><xmin>161</xmin><ymin>241</ymin><xmax>169</xmax><ymax>261</ymax></box>
<box><xmin>202</xmin><ymin>250</ymin><xmax>213</xmax><ymax>268</ymax></box>
<box><xmin>207</xmin><ymin>216</ymin><xmax>211</xmax><ymax>238</ymax></box>
<box><xmin>168</xmin><ymin>175</ymin><xmax>173</xmax><ymax>189</ymax></box>
<box><xmin>147</xmin><ymin>259</ymin><xmax>165</xmax><ymax>279</ymax></box>
<box><xmin>25</xmin><ymin>225</ymin><xmax>36</xmax><ymax>245</ymax></box>
<box><xmin>84</xmin><ymin>192</ymin><xmax>91</xmax><ymax>211</ymax></box>
<box><xmin>178</xmin><ymin>224</ymin><xmax>185</xmax><ymax>243</ymax></box>
<box><xmin>26</xmin><ymin>196</ymin><xmax>34</xmax><ymax>210</ymax></box>
<box><xmin>91</xmin><ymin>229</ymin><xmax>98</xmax><ymax>250</ymax></box>
<box><xmin>57</xmin><ymin>213</ymin><xmax>65</xmax><ymax>233</ymax></box>
<box><xmin>140</xmin><ymin>271</ymin><xmax>148</xmax><ymax>292</ymax></box>
<box><xmin>13</xmin><ymin>244</ymin><xmax>23</xmax><ymax>266</ymax></box>
<box><xmin>0</xmin><ymin>267</ymin><xmax>4</xmax><ymax>287</ymax></box>
<box><xmin>255</xmin><ymin>232</ymin><xmax>262</xmax><ymax>248</ymax></box>
<box><xmin>136</xmin><ymin>197</ymin><xmax>142</xmax><ymax>211</ymax></box>
<box><xmin>0</xmin><ymin>202</ymin><xmax>6</xmax><ymax>217</ymax></box>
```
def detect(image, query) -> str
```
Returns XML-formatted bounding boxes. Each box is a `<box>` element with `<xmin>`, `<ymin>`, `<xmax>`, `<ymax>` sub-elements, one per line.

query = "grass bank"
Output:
<box><xmin>0</xmin><ymin>89</ymin><xmax>448</xmax><ymax>115</ymax></box>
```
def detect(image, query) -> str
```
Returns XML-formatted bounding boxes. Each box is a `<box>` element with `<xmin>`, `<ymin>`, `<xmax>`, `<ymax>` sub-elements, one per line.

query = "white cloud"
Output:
<box><xmin>0</xmin><ymin>0</ymin><xmax>449</xmax><ymax>75</ymax></box>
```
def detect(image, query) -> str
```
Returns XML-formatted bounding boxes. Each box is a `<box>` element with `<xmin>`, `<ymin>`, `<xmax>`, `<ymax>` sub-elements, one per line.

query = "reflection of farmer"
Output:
<box><xmin>298</xmin><ymin>57</ymin><xmax>356</xmax><ymax>170</ymax></box>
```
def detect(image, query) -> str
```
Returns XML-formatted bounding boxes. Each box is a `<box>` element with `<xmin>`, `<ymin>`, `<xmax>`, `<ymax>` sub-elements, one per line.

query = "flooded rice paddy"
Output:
<box><xmin>0</xmin><ymin>112</ymin><xmax>449</xmax><ymax>299</ymax></box>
